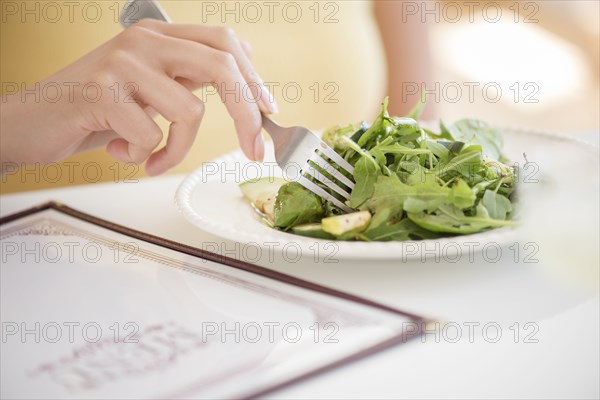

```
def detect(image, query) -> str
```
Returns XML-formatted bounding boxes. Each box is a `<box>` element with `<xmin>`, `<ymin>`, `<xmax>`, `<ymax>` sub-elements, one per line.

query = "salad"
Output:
<box><xmin>240</xmin><ymin>98</ymin><xmax>516</xmax><ymax>241</ymax></box>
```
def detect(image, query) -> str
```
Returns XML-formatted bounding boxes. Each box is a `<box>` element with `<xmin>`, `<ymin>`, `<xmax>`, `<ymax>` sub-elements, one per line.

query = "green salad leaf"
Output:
<box><xmin>407</xmin><ymin>204</ymin><xmax>513</xmax><ymax>234</ymax></box>
<box><xmin>350</xmin><ymin>156</ymin><xmax>381</xmax><ymax>209</ymax></box>
<box><xmin>444</xmin><ymin>119</ymin><xmax>504</xmax><ymax>161</ymax></box>
<box><xmin>273</xmin><ymin>182</ymin><xmax>324</xmax><ymax>229</ymax></box>
<box><xmin>241</xmin><ymin>97</ymin><xmax>517</xmax><ymax>241</ymax></box>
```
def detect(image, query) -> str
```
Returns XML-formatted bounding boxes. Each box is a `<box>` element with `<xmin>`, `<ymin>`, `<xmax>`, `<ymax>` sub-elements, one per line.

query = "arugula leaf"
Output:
<box><xmin>358</xmin><ymin>97</ymin><xmax>394</xmax><ymax>148</ymax></box>
<box><xmin>350</xmin><ymin>122</ymin><xmax>369</xmax><ymax>143</ymax></box>
<box><xmin>405</xmin><ymin>91</ymin><xmax>427</xmax><ymax>121</ymax></box>
<box><xmin>364</xmin><ymin>207</ymin><xmax>392</xmax><ymax>232</ymax></box>
<box><xmin>363</xmin><ymin>219</ymin><xmax>413</xmax><ymax>241</ymax></box>
<box><xmin>426</xmin><ymin>140</ymin><xmax>450</xmax><ymax>163</ymax></box>
<box><xmin>445</xmin><ymin>119</ymin><xmax>504</xmax><ymax>161</ymax></box>
<box><xmin>350</xmin><ymin>155</ymin><xmax>381</xmax><ymax>209</ymax></box>
<box><xmin>424</xmin><ymin>123</ymin><xmax>453</xmax><ymax>141</ymax></box>
<box><xmin>322</xmin><ymin>123</ymin><xmax>363</xmax><ymax>156</ymax></box>
<box><xmin>403</xmin><ymin>179</ymin><xmax>476</xmax><ymax>213</ymax></box>
<box><xmin>364</xmin><ymin>216</ymin><xmax>444</xmax><ymax>241</ymax></box>
<box><xmin>408</xmin><ymin>204</ymin><xmax>513</xmax><ymax>234</ymax></box>
<box><xmin>372</xmin><ymin>143</ymin><xmax>431</xmax><ymax>156</ymax></box>
<box><xmin>481</xmin><ymin>189</ymin><xmax>513</xmax><ymax>220</ymax></box>
<box><xmin>434</xmin><ymin>147</ymin><xmax>482</xmax><ymax>181</ymax></box>
<box><xmin>365</xmin><ymin>174</ymin><xmax>413</xmax><ymax>218</ymax></box>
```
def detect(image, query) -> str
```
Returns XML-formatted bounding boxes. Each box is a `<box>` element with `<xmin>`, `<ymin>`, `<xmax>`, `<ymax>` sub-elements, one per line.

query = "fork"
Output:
<box><xmin>119</xmin><ymin>0</ymin><xmax>170</xmax><ymax>27</ymax></box>
<box><xmin>261</xmin><ymin>115</ymin><xmax>354</xmax><ymax>212</ymax></box>
<box><xmin>119</xmin><ymin>0</ymin><xmax>355</xmax><ymax>212</ymax></box>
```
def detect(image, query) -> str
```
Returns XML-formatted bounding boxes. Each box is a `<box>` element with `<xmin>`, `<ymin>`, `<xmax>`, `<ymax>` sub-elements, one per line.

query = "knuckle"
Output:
<box><xmin>118</xmin><ymin>24</ymin><xmax>152</xmax><ymax>47</ymax></box>
<box><xmin>129</xmin><ymin>146</ymin><xmax>151</xmax><ymax>164</ymax></box>
<box><xmin>94</xmin><ymin>52</ymin><xmax>135</xmax><ymax>92</ymax></box>
<box><xmin>102</xmin><ymin>49</ymin><xmax>134</xmax><ymax>71</ymax></box>
<box><xmin>121</xmin><ymin>24</ymin><xmax>145</xmax><ymax>39</ymax></box>
<box><xmin>135</xmin><ymin>18</ymin><xmax>160</xmax><ymax>30</ymax></box>
<box><xmin>131</xmin><ymin>155</ymin><xmax>145</xmax><ymax>164</ymax></box>
<box><xmin>182</xmin><ymin>98</ymin><xmax>205</xmax><ymax>123</ymax></box>
<box><xmin>240</xmin><ymin>39</ymin><xmax>252</xmax><ymax>54</ymax></box>
<box><xmin>218</xmin><ymin>26</ymin><xmax>238</xmax><ymax>43</ymax></box>
<box><xmin>146</xmin><ymin>128</ymin><xmax>163</xmax><ymax>148</ymax></box>
<box><xmin>213</xmin><ymin>50</ymin><xmax>237</xmax><ymax>72</ymax></box>
<box><xmin>210</xmin><ymin>26</ymin><xmax>240</xmax><ymax>55</ymax></box>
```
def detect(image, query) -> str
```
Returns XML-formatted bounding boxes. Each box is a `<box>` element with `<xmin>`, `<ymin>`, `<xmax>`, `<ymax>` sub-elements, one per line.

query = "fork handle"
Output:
<box><xmin>120</xmin><ymin>0</ymin><xmax>171</xmax><ymax>27</ymax></box>
<box><xmin>261</xmin><ymin>114</ymin><xmax>280</xmax><ymax>135</ymax></box>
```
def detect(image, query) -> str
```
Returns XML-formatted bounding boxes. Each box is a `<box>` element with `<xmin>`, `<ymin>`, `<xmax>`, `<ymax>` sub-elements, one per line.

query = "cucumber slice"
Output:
<box><xmin>239</xmin><ymin>177</ymin><xmax>287</xmax><ymax>204</ymax></box>
<box><xmin>259</xmin><ymin>195</ymin><xmax>276</xmax><ymax>222</ymax></box>
<box><xmin>321</xmin><ymin>211</ymin><xmax>371</xmax><ymax>236</ymax></box>
<box><xmin>292</xmin><ymin>223</ymin><xmax>335</xmax><ymax>239</ymax></box>
<box><xmin>240</xmin><ymin>178</ymin><xmax>287</xmax><ymax>223</ymax></box>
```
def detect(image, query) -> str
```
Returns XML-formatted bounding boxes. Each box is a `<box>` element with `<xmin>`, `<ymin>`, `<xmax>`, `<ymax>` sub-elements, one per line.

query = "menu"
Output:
<box><xmin>1</xmin><ymin>203</ymin><xmax>424</xmax><ymax>399</ymax></box>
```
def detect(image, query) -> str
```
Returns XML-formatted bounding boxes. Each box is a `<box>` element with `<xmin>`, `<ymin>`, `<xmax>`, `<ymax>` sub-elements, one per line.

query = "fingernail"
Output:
<box><xmin>254</xmin><ymin>133</ymin><xmax>264</xmax><ymax>162</ymax></box>
<box><xmin>260</xmin><ymin>84</ymin><xmax>279</xmax><ymax>114</ymax></box>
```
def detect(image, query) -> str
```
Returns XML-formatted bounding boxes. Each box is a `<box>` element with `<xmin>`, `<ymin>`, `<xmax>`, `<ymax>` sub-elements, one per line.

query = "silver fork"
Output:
<box><xmin>119</xmin><ymin>0</ymin><xmax>170</xmax><ymax>27</ymax></box>
<box><xmin>119</xmin><ymin>0</ymin><xmax>355</xmax><ymax>212</ymax></box>
<box><xmin>262</xmin><ymin>115</ymin><xmax>354</xmax><ymax>212</ymax></box>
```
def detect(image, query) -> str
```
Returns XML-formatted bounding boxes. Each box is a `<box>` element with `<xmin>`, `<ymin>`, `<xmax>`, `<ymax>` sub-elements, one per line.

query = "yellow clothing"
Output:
<box><xmin>0</xmin><ymin>0</ymin><xmax>385</xmax><ymax>193</ymax></box>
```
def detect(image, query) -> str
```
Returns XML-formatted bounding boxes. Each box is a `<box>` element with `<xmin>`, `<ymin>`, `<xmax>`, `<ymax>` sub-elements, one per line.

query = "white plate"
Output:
<box><xmin>175</xmin><ymin>127</ymin><xmax>598</xmax><ymax>260</ymax></box>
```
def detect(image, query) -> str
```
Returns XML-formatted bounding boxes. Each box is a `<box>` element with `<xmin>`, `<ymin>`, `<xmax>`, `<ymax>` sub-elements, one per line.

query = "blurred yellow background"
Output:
<box><xmin>1</xmin><ymin>0</ymin><xmax>598</xmax><ymax>193</ymax></box>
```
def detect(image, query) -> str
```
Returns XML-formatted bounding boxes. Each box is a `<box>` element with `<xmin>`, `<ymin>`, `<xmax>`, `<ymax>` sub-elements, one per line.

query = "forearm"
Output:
<box><xmin>374</xmin><ymin>1</ymin><xmax>436</xmax><ymax>119</ymax></box>
<box><xmin>0</xmin><ymin>94</ymin><xmax>40</xmax><ymax>166</ymax></box>
<box><xmin>0</xmin><ymin>88</ymin><xmax>79</xmax><ymax>167</ymax></box>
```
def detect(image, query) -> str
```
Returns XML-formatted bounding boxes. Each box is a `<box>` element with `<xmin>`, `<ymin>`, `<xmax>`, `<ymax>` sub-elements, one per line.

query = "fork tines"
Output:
<box><xmin>300</xmin><ymin>143</ymin><xmax>355</xmax><ymax>213</ymax></box>
<box><xmin>260</xmin><ymin>114</ymin><xmax>357</xmax><ymax>214</ymax></box>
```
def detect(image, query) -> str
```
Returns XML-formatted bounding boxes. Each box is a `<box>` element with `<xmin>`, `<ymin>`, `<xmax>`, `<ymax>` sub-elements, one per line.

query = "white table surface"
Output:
<box><xmin>1</xmin><ymin>133</ymin><xmax>599</xmax><ymax>399</ymax></box>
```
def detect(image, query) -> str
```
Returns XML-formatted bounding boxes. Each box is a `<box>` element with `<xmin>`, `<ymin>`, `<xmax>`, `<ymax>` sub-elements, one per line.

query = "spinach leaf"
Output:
<box><xmin>273</xmin><ymin>183</ymin><xmax>324</xmax><ymax>229</ymax></box>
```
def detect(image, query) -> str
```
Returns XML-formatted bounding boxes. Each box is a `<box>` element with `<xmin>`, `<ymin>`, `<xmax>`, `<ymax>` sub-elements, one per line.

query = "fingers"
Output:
<box><xmin>240</xmin><ymin>40</ymin><xmax>253</xmax><ymax>58</ymax></box>
<box><xmin>208</xmin><ymin>52</ymin><xmax>264</xmax><ymax>162</ymax></box>
<box><xmin>102</xmin><ymin>21</ymin><xmax>271</xmax><ymax>172</ymax></box>
<box><xmin>114</xmin><ymin>61</ymin><xmax>205</xmax><ymax>174</ymax></box>
<box><xmin>136</xmin><ymin>20</ymin><xmax>278</xmax><ymax>115</ymax></box>
<box><xmin>145</xmin><ymin>116</ymin><xmax>202</xmax><ymax>176</ymax></box>
<box><xmin>147</xmin><ymin>32</ymin><xmax>264</xmax><ymax>161</ymax></box>
<box><xmin>135</xmin><ymin>21</ymin><xmax>278</xmax><ymax>160</ymax></box>
<box><xmin>104</xmin><ymin>100</ymin><xmax>163</xmax><ymax>164</ymax></box>
<box><xmin>133</xmin><ymin>71</ymin><xmax>205</xmax><ymax>175</ymax></box>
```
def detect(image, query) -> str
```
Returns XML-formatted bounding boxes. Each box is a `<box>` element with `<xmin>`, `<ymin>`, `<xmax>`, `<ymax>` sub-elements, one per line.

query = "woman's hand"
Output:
<box><xmin>0</xmin><ymin>19</ymin><xmax>277</xmax><ymax>175</ymax></box>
